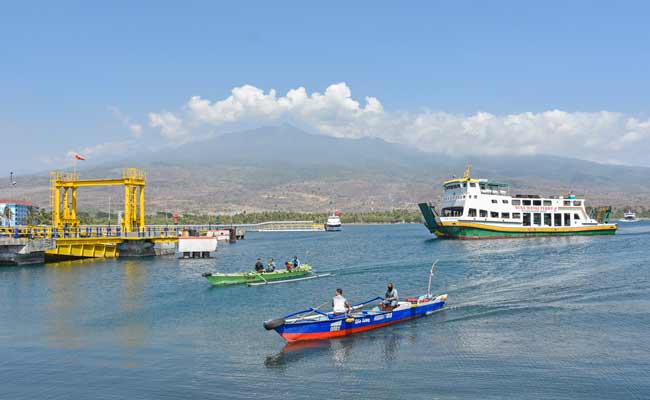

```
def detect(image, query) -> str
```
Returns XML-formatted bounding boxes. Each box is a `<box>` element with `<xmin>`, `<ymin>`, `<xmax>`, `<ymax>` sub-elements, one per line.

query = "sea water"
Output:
<box><xmin>1</xmin><ymin>223</ymin><xmax>649</xmax><ymax>399</ymax></box>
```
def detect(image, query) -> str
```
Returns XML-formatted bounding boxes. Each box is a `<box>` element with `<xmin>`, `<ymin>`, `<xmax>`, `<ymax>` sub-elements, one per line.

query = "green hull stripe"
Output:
<box><xmin>435</xmin><ymin>226</ymin><xmax>616</xmax><ymax>239</ymax></box>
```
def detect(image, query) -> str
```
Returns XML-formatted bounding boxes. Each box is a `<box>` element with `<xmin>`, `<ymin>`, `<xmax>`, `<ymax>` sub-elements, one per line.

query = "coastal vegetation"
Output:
<box><xmin>25</xmin><ymin>209</ymin><xmax>424</xmax><ymax>225</ymax></box>
<box><xmin>23</xmin><ymin>207</ymin><xmax>650</xmax><ymax>226</ymax></box>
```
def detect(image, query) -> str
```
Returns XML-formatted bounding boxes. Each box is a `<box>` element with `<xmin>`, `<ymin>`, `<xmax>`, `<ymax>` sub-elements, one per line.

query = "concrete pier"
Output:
<box><xmin>0</xmin><ymin>238</ymin><xmax>56</xmax><ymax>265</ymax></box>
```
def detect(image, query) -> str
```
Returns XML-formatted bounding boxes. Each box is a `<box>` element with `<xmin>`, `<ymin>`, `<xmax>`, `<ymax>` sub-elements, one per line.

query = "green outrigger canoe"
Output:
<box><xmin>202</xmin><ymin>265</ymin><xmax>313</xmax><ymax>286</ymax></box>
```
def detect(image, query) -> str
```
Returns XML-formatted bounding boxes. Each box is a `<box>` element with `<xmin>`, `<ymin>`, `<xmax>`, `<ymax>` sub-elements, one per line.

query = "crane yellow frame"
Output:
<box><xmin>50</xmin><ymin>168</ymin><xmax>146</xmax><ymax>233</ymax></box>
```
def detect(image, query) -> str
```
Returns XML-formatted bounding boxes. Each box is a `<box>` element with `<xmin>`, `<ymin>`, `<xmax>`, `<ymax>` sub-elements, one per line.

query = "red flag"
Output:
<box><xmin>74</xmin><ymin>153</ymin><xmax>86</xmax><ymax>161</ymax></box>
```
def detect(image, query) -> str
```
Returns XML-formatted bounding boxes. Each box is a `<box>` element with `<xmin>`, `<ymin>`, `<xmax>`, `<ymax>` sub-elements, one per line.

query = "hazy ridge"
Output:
<box><xmin>6</xmin><ymin>126</ymin><xmax>650</xmax><ymax>214</ymax></box>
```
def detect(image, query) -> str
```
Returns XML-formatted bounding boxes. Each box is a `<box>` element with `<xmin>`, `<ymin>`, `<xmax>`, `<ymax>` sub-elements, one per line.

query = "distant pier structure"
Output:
<box><xmin>1</xmin><ymin>168</ymin><xmax>177</xmax><ymax>265</ymax></box>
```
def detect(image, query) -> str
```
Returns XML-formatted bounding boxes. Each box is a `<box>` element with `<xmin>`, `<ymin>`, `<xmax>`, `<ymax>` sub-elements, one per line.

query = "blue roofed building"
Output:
<box><xmin>0</xmin><ymin>200</ymin><xmax>36</xmax><ymax>227</ymax></box>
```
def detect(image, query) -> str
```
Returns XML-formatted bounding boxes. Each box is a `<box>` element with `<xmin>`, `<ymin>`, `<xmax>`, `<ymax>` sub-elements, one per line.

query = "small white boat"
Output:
<box><xmin>325</xmin><ymin>211</ymin><xmax>342</xmax><ymax>231</ymax></box>
<box><xmin>620</xmin><ymin>211</ymin><xmax>638</xmax><ymax>222</ymax></box>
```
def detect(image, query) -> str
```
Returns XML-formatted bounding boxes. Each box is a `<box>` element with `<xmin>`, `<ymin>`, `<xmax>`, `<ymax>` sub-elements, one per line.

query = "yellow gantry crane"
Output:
<box><xmin>50</xmin><ymin>168</ymin><xmax>146</xmax><ymax>233</ymax></box>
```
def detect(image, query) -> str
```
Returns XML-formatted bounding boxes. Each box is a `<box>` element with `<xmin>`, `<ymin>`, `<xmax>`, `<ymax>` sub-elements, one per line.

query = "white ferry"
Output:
<box><xmin>620</xmin><ymin>211</ymin><xmax>637</xmax><ymax>222</ymax></box>
<box><xmin>325</xmin><ymin>211</ymin><xmax>342</xmax><ymax>232</ymax></box>
<box><xmin>418</xmin><ymin>166</ymin><xmax>617</xmax><ymax>239</ymax></box>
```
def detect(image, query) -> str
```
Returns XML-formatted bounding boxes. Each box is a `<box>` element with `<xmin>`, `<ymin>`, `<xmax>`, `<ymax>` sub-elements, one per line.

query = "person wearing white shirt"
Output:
<box><xmin>332</xmin><ymin>288</ymin><xmax>350</xmax><ymax>315</ymax></box>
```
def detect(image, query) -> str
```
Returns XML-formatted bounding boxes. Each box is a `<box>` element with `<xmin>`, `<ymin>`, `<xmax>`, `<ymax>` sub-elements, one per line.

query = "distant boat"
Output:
<box><xmin>325</xmin><ymin>211</ymin><xmax>342</xmax><ymax>231</ymax></box>
<box><xmin>620</xmin><ymin>211</ymin><xmax>638</xmax><ymax>222</ymax></box>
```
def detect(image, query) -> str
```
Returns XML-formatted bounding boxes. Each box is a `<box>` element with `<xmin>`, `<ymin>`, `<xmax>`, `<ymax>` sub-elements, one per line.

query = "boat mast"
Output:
<box><xmin>428</xmin><ymin>259</ymin><xmax>438</xmax><ymax>297</ymax></box>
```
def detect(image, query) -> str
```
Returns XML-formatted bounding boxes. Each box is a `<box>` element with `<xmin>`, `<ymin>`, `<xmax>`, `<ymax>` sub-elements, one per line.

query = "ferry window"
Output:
<box><xmin>544</xmin><ymin>213</ymin><xmax>551</xmax><ymax>226</ymax></box>
<box><xmin>564</xmin><ymin>213</ymin><xmax>571</xmax><ymax>226</ymax></box>
<box><xmin>533</xmin><ymin>213</ymin><xmax>542</xmax><ymax>225</ymax></box>
<box><xmin>564</xmin><ymin>200</ymin><xmax>571</xmax><ymax>206</ymax></box>
<box><xmin>491</xmin><ymin>199</ymin><xmax>497</xmax><ymax>204</ymax></box>
<box><xmin>512</xmin><ymin>200</ymin><xmax>521</xmax><ymax>206</ymax></box>
<box><xmin>523</xmin><ymin>200</ymin><xmax>531</xmax><ymax>206</ymax></box>
<box><xmin>574</xmin><ymin>201</ymin><xmax>582</xmax><ymax>206</ymax></box>
<box><xmin>543</xmin><ymin>200</ymin><xmax>552</xmax><ymax>206</ymax></box>
<box><xmin>533</xmin><ymin>200</ymin><xmax>542</xmax><ymax>206</ymax></box>
<box><xmin>501</xmin><ymin>212</ymin><xmax>510</xmax><ymax>219</ymax></box>
<box><xmin>480</xmin><ymin>184</ymin><xmax>486</xmax><ymax>190</ymax></box>
<box><xmin>470</xmin><ymin>182</ymin><xmax>476</xmax><ymax>187</ymax></box>
<box><xmin>523</xmin><ymin>213</ymin><xmax>531</xmax><ymax>226</ymax></box>
<box><xmin>480</xmin><ymin>210</ymin><xmax>487</xmax><ymax>218</ymax></box>
<box><xmin>442</xmin><ymin>207</ymin><xmax>464</xmax><ymax>217</ymax></box>
<box><xmin>574</xmin><ymin>213</ymin><xmax>580</xmax><ymax>220</ymax></box>
<box><xmin>474</xmin><ymin>195</ymin><xmax>478</xmax><ymax>199</ymax></box>
<box><xmin>491</xmin><ymin>211</ymin><xmax>499</xmax><ymax>218</ymax></box>
<box><xmin>513</xmin><ymin>213</ymin><xmax>521</xmax><ymax>219</ymax></box>
<box><xmin>554</xmin><ymin>213</ymin><xmax>562</xmax><ymax>226</ymax></box>
<box><xmin>502</xmin><ymin>199</ymin><xmax>509</xmax><ymax>204</ymax></box>
<box><xmin>468</xmin><ymin>208</ymin><xmax>477</xmax><ymax>217</ymax></box>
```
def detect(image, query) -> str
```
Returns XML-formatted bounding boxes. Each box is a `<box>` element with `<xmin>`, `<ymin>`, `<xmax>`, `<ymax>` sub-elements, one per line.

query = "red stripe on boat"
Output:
<box><xmin>280</xmin><ymin>316</ymin><xmax>416</xmax><ymax>342</ymax></box>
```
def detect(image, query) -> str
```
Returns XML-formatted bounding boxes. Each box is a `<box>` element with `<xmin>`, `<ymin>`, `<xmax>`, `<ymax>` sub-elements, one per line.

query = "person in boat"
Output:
<box><xmin>285</xmin><ymin>260</ymin><xmax>292</xmax><ymax>271</ymax></box>
<box><xmin>380</xmin><ymin>282</ymin><xmax>399</xmax><ymax>311</ymax></box>
<box><xmin>332</xmin><ymin>288</ymin><xmax>350</xmax><ymax>315</ymax></box>
<box><xmin>266</xmin><ymin>258</ymin><xmax>276</xmax><ymax>272</ymax></box>
<box><xmin>293</xmin><ymin>256</ymin><xmax>300</xmax><ymax>269</ymax></box>
<box><xmin>255</xmin><ymin>258</ymin><xmax>264</xmax><ymax>273</ymax></box>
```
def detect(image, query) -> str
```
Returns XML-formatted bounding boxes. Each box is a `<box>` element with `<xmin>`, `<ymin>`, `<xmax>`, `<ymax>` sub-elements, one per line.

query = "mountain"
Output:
<box><xmin>5</xmin><ymin>125</ymin><xmax>650</xmax><ymax>214</ymax></box>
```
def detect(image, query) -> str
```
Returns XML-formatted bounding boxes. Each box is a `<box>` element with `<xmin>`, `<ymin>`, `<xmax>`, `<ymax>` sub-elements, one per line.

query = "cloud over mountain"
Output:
<box><xmin>148</xmin><ymin>82</ymin><xmax>650</xmax><ymax>166</ymax></box>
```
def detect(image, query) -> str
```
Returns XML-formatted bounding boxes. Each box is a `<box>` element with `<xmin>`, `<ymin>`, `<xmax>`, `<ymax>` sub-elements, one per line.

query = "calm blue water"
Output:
<box><xmin>1</xmin><ymin>223</ymin><xmax>649</xmax><ymax>399</ymax></box>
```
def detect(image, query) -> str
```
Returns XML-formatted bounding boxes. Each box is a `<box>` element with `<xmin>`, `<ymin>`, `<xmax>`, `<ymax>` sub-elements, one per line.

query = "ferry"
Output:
<box><xmin>619</xmin><ymin>211</ymin><xmax>638</xmax><ymax>222</ymax></box>
<box><xmin>325</xmin><ymin>211</ymin><xmax>342</xmax><ymax>231</ymax></box>
<box><xmin>418</xmin><ymin>166</ymin><xmax>617</xmax><ymax>239</ymax></box>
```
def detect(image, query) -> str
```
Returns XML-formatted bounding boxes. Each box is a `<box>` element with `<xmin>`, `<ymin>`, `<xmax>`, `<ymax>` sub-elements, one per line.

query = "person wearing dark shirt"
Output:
<box><xmin>380</xmin><ymin>282</ymin><xmax>399</xmax><ymax>311</ymax></box>
<box><xmin>254</xmin><ymin>258</ymin><xmax>264</xmax><ymax>273</ymax></box>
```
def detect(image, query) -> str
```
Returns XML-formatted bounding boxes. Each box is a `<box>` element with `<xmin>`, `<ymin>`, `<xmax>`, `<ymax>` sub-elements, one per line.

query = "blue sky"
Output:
<box><xmin>2</xmin><ymin>1</ymin><xmax>650</xmax><ymax>172</ymax></box>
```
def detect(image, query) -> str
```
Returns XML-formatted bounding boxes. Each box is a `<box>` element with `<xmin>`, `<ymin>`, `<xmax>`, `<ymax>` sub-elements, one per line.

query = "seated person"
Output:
<box><xmin>265</xmin><ymin>258</ymin><xmax>276</xmax><ymax>272</ymax></box>
<box><xmin>292</xmin><ymin>256</ymin><xmax>300</xmax><ymax>268</ymax></box>
<box><xmin>285</xmin><ymin>261</ymin><xmax>292</xmax><ymax>271</ymax></box>
<box><xmin>380</xmin><ymin>282</ymin><xmax>399</xmax><ymax>311</ymax></box>
<box><xmin>332</xmin><ymin>288</ymin><xmax>350</xmax><ymax>315</ymax></box>
<box><xmin>254</xmin><ymin>258</ymin><xmax>264</xmax><ymax>273</ymax></box>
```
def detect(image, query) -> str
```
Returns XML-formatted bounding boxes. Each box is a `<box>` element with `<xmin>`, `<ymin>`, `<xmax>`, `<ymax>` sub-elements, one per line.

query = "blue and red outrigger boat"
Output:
<box><xmin>264</xmin><ymin>263</ymin><xmax>447</xmax><ymax>342</ymax></box>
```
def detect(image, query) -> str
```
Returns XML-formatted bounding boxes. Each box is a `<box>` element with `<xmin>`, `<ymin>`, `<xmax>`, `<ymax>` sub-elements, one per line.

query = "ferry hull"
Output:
<box><xmin>433</xmin><ymin>223</ymin><xmax>617</xmax><ymax>239</ymax></box>
<box><xmin>419</xmin><ymin>203</ymin><xmax>617</xmax><ymax>239</ymax></box>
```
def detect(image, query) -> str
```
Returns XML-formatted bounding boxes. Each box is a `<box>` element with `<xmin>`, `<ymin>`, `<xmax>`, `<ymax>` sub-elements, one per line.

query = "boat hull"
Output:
<box><xmin>419</xmin><ymin>203</ymin><xmax>617</xmax><ymax>239</ymax></box>
<box><xmin>272</xmin><ymin>296</ymin><xmax>446</xmax><ymax>342</ymax></box>
<box><xmin>325</xmin><ymin>224</ymin><xmax>341</xmax><ymax>232</ymax></box>
<box><xmin>205</xmin><ymin>265</ymin><xmax>312</xmax><ymax>286</ymax></box>
<box><xmin>433</xmin><ymin>222</ymin><xmax>617</xmax><ymax>239</ymax></box>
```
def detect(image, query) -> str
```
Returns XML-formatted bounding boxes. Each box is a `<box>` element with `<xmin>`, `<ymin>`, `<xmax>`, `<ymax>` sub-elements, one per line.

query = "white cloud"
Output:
<box><xmin>109</xmin><ymin>106</ymin><xmax>143</xmax><ymax>138</ymax></box>
<box><xmin>147</xmin><ymin>82</ymin><xmax>650</xmax><ymax>166</ymax></box>
<box><xmin>148</xmin><ymin>111</ymin><xmax>186</xmax><ymax>141</ymax></box>
<box><xmin>129</xmin><ymin>123</ymin><xmax>142</xmax><ymax>137</ymax></box>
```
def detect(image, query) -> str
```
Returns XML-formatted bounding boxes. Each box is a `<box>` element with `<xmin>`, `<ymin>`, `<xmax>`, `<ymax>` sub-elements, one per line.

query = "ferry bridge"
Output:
<box><xmin>0</xmin><ymin>167</ymin><xmax>323</xmax><ymax>264</ymax></box>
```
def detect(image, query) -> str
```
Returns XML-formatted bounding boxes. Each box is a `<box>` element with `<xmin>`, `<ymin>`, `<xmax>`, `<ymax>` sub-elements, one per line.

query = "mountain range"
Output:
<box><xmin>5</xmin><ymin>125</ymin><xmax>649</xmax><ymax>214</ymax></box>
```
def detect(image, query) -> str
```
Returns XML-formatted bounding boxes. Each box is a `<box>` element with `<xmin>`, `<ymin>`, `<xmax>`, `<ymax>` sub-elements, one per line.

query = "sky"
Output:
<box><xmin>1</xmin><ymin>1</ymin><xmax>650</xmax><ymax>173</ymax></box>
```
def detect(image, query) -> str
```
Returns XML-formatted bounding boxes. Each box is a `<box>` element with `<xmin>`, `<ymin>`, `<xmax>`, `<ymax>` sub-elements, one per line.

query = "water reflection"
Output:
<box><xmin>120</xmin><ymin>260</ymin><xmax>147</xmax><ymax>349</ymax></box>
<box><xmin>45</xmin><ymin>259</ymin><xmax>101</xmax><ymax>348</ymax></box>
<box><xmin>264</xmin><ymin>329</ymin><xmax>412</xmax><ymax>369</ymax></box>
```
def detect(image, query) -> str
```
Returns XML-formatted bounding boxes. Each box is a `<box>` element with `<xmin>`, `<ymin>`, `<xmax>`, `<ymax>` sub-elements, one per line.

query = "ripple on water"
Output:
<box><xmin>0</xmin><ymin>223</ymin><xmax>649</xmax><ymax>399</ymax></box>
